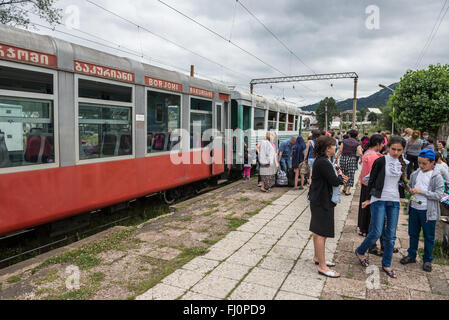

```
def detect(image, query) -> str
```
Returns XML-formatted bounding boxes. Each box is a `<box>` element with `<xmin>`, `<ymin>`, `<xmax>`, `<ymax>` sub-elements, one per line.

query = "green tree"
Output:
<box><xmin>368</xmin><ymin>112</ymin><xmax>378</xmax><ymax>123</ymax></box>
<box><xmin>389</xmin><ymin>64</ymin><xmax>449</xmax><ymax>137</ymax></box>
<box><xmin>316</xmin><ymin>97</ymin><xmax>337</xmax><ymax>129</ymax></box>
<box><xmin>379</xmin><ymin>105</ymin><xmax>392</xmax><ymax>132</ymax></box>
<box><xmin>358</xmin><ymin>108</ymin><xmax>367</xmax><ymax>122</ymax></box>
<box><xmin>0</xmin><ymin>0</ymin><xmax>62</xmax><ymax>28</ymax></box>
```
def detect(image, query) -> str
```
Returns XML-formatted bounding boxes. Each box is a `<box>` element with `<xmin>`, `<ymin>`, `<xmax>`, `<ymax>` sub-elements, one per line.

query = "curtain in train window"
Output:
<box><xmin>0</xmin><ymin>97</ymin><xmax>54</xmax><ymax>168</ymax></box>
<box><xmin>147</xmin><ymin>90</ymin><xmax>181</xmax><ymax>153</ymax></box>
<box><xmin>78</xmin><ymin>104</ymin><xmax>132</xmax><ymax>160</ymax></box>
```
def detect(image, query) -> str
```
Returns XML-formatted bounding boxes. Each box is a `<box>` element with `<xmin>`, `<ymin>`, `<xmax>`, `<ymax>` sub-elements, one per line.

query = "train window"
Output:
<box><xmin>0</xmin><ymin>65</ymin><xmax>53</xmax><ymax>94</ymax></box>
<box><xmin>78</xmin><ymin>79</ymin><xmax>132</xmax><ymax>103</ymax></box>
<box><xmin>243</xmin><ymin>105</ymin><xmax>251</xmax><ymax>131</ymax></box>
<box><xmin>288</xmin><ymin>115</ymin><xmax>295</xmax><ymax>131</ymax></box>
<box><xmin>279</xmin><ymin>113</ymin><xmax>287</xmax><ymax>131</ymax></box>
<box><xmin>268</xmin><ymin>111</ymin><xmax>277</xmax><ymax>130</ymax></box>
<box><xmin>191</xmin><ymin>98</ymin><xmax>212</xmax><ymax>112</ymax></box>
<box><xmin>147</xmin><ymin>90</ymin><xmax>181</xmax><ymax>154</ymax></box>
<box><xmin>254</xmin><ymin>108</ymin><xmax>265</xmax><ymax>130</ymax></box>
<box><xmin>78</xmin><ymin>104</ymin><xmax>132</xmax><ymax>160</ymax></box>
<box><xmin>0</xmin><ymin>97</ymin><xmax>54</xmax><ymax>168</ymax></box>
<box><xmin>190</xmin><ymin>98</ymin><xmax>212</xmax><ymax>149</ymax></box>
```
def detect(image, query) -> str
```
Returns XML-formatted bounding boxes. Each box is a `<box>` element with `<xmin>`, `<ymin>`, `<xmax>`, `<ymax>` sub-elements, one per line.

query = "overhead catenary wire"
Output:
<box><xmin>84</xmin><ymin>0</ymin><xmax>304</xmax><ymax>96</ymax></box>
<box><xmin>85</xmin><ymin>0</ymin><xmax>254</xmax><ymax>81</ymax></box>
<box><xmin>156</xmin><ymin>0</ymin><xmax>287</xmax><ymax>76</ymax></box>
<box><xmin>415</xmin><ymin>0</ymin><xmax>449</xmax><ymax>69</ymax></box>
<box><xmin>29</xmin><ymin>20</ymin><xmax>247</xmax><ymax>88</ymax></box>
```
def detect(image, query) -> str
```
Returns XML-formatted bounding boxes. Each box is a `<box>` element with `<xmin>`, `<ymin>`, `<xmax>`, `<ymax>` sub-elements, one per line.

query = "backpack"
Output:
<box><xmin>276</xmin><ymin>170</ymin><xmax>288</xmax><ymax>187</ymax></box>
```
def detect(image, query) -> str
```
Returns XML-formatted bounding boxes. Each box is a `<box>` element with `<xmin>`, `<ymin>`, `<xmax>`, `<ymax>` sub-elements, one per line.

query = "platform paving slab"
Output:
<box><xmin>135</xmin><ymin>171</ymin><xmax>361</xmax><ymax>300</ymax></box>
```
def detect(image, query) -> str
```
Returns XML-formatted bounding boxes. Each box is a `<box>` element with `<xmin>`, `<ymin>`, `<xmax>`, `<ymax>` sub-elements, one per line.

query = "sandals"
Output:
<box><xmin>318</xmin><ymin>269</ymin><xmax>341</xmax><ymax>278</ymax></box>
<box><xmin>382</xmin><ymin>267</ymin><xmax>397</xmax><ymax>279</ymax></box>
<box><xmin>355</xmin><ymin>250</ymin><xmax>369</xmax><ymax>267</ymax></box>
<box><xmin>314</xmin><ymin>260</ymin><xmax>336</xmax><ymax>268</ymax></box>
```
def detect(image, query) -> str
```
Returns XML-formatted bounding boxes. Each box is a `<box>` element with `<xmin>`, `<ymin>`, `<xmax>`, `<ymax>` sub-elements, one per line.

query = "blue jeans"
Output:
<box><xmin>280</xmin><ymin>158</ymin><xmax>291</xmax><ymax>173</ymax></box>
<box><xmin>408</xmin><ymin>207</ymin><xmax>436</xmax><ymax>263</ymax></box>
<box><xmin>357</xmin><ymin>201</ymin><xmax>400</xmax><ymax>268</ymax></box>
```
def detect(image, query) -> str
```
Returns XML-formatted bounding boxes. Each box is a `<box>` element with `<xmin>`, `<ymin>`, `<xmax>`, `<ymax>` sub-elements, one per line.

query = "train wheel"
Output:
<box><xmin>163</xmin><ymin>189</ymin><xmax>178</xmax><ymax>205</ymax></box>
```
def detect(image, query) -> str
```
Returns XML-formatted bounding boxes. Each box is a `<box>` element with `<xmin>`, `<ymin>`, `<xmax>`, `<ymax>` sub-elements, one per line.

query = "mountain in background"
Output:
<box><xmin>301</xmin><ymin>83</ymin><xmax>398</xmax><ymax>112</ymax></box>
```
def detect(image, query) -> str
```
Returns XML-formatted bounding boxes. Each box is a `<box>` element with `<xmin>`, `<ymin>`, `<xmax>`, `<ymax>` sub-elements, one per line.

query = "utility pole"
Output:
<box><xmin>325</xmin><ymin>101</ymin><xmax>328</xmax><ymax>132</ymax></box>
<box><xmin>352</xmin><ymin>78</ymin><xmax>358</xmax><ymax>129</ymax></box>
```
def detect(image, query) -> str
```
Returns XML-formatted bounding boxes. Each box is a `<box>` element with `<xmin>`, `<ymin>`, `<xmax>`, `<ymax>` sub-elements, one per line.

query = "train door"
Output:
<box><xmin>213</xmin><ymin>102</ymin><xmax>225</xmax><ymax>176</ymax></box>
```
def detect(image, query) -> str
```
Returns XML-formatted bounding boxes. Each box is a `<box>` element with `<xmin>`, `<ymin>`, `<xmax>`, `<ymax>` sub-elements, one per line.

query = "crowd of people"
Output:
<box><xmin>249</xmin><ymin>128</ymin><xmax>449</xmax><ymax>279</ymax></box>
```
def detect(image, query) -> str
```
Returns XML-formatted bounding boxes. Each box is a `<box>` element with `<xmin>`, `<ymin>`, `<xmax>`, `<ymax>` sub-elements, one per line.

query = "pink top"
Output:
<box><xmin>361</xmin><ymin>149</ymin><xmax>383</xmax><ymax>186</ymax></box>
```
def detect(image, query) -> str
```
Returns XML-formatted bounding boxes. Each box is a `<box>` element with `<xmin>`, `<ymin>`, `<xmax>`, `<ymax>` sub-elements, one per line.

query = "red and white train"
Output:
<box><xmin>0</xmin><ymin>25</ymin><xmax>303</xmax><ymax>237</ymax></box>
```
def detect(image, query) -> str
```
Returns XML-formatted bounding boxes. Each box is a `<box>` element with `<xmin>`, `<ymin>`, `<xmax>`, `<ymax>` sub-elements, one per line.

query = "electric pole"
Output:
<box><xmin>325</xmin><ymin>101</ymin><xmax>328</xmax><ymax>132</ymax></box>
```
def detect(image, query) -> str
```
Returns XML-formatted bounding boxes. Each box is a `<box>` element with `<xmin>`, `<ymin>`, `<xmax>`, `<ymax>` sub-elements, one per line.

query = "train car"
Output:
<box><xmin>229</xmin><ymin>90</ymin><xmax>302</xmax><ymax>171</ymax></box>
<box><xmin>0</xmin><ymin>25</ymin><xmax>232</xmax><ymax>237</ymax></box>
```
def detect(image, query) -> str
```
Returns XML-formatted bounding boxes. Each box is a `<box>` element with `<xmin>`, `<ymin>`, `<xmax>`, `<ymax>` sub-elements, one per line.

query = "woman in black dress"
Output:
<box><xmin>309</xmin><ymin>136</ymin><xmax>349</xmax><ymax>278</ymax></box>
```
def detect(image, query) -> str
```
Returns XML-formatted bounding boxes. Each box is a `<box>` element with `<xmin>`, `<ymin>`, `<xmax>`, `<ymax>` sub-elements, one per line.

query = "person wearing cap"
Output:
<box><xmin>400</xmin><ymin>149</ymin><xmax>445</xmax><ymax>272</ymax></box>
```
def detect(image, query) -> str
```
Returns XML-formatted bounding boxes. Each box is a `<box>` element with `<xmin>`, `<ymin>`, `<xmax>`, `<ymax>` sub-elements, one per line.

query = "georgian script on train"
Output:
<box><xmin>0</xmin><ymin>43</ymin><xmax>57</xmax><ymax>67</ymax></box>
<box><xmin>74</xmin><ymin>60</ymin><xmax>135</xmax><ymax>83</ymax></box>
<box><xmin>190</xmin><ymin>86</ymin><xmax>215</xmax><ymax>99</ymax></box>
<box><xmin>145</xmin><ymin>76</ymin><xmax>183</xmax><ymax>92</ymax></box>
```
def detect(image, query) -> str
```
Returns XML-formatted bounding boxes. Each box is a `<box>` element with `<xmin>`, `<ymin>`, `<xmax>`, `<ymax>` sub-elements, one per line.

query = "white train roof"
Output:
<box><xmin>0</xmin><ymin>24</ymin><xmax>230</xmax><ymax>95</ymax></box>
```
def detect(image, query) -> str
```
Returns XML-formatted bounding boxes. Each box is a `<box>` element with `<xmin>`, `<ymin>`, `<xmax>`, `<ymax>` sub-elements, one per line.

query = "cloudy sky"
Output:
<box><xmin>23</xmin><ymin>0</ymin><xmax>449</xmax><ymax>106</ymax></box>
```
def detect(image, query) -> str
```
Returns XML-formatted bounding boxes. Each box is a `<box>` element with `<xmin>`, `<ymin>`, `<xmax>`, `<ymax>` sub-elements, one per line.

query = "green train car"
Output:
<box><xmin>229</xmin><ymin>90</ymin><xmax>303</xmax><ymax>174</ymax></box>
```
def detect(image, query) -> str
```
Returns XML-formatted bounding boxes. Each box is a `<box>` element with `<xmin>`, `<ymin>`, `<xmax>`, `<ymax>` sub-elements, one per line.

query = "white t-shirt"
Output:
<box><xmin>411</xmin><ymin>170</ymin><xmax>433</xmax><ymax>210</ymax></box>
<box><xmin>371</xmin><ymin>155</ymin><xmax>401</xmax><ymax>204</ymax></box>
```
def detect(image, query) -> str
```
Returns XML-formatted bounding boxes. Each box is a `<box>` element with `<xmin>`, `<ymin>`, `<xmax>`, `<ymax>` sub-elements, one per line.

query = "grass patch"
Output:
<box><xmin>246</xmin><ymin>209</ymin><xmax>261</xmax><ymax>217</ymax></box>
<box><xmin>127</xmin><ymin>246</ymin><xmax>208</xmax><ymax>298</ymax></box>
<box><xmin>179</xmin><ymin>216</ymin><xmax>193</xmax><ymax>222</ymax></box>
<box><xmin>208</xmin><ymin>203</ymin><xmax>220</xmax><ymax>209</ymax></box>
<box><xmin>202</xmin><ymin>239</ymin><xmax>220</xmax><ymax>245</ymax></box>
<box><xmin>418</xmin><ymin>241</ymin><xmax>449</xmax><ymax>266</ymax></box>
<box><xmin>34</xmin><ymin>228</ymin><xmax>135</xmax><ymax>272</ymax></box>
<box><xmin>226</xmin><ymin>218</ymin><xmax>249</xmax><ymax>231</ymax></box>
<box><xmin>7</xmin><ymin>275</ymin><xmax>22</xmax><ymax>284</ymax></box>
<box><xmin>43</xmin><ymin>271</ymin><xmax>106</xmax><ymax>300</ymax></box>
<box><xmin>33</xmin><ymin>270</ymin><xmax>59</xmax><ymax>286</ymax></box>
<box><xmin>238</xmin><ymin>197</ymin><xmax>250</xmax><ymax>203</ymax></box>
<box><xmin>202</xmin><ymin>209</ymin><xmax>219</xmax><ymax>217</ymax></box>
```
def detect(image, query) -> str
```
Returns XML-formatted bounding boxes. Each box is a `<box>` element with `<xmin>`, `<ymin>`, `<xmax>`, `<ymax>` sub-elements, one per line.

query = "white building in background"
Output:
<box><xmin>367</xmin><ymin>108</ymin><xmax>382</xmax><ymax>115</ymax></box>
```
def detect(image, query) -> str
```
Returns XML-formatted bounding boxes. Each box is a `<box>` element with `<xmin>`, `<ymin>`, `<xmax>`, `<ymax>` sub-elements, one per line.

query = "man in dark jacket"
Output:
<box><xmin>292</xmin><ymin>136</ymin><xmax>307</xmax><ymax>190</ymax></box>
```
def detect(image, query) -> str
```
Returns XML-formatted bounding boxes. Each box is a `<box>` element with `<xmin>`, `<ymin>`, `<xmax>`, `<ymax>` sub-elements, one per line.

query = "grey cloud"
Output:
<box><xmin>25</xmin><ymin>0</ymin><xmax>449</xmax><ymax>106</ymax></box>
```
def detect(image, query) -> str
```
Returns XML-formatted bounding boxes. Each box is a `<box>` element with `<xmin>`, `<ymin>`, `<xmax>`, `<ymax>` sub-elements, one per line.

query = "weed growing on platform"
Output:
<box><xmin>126</xmin><ymin>246</ymin><xmax>208</xmax><ymax>299</ymax></box>
<box><xmin>226</xmin><ymin>217</ymin><xmax>249</xmax><ymax>231</ymax></box>
<box><xmin>33</xmin><ymin>270</ymin><xmax>59</xmax><ymax>286</ymax></box>
<box><xmin>34</xmin><ymin>228</ymin><xmax>135</xmax><ymax>272</ymax></box>
<box><xmin>7</xmin><ymin>275</ymin><xmax>22</xmax><ymax>284</ymax></box>
<box><xmin>419</xmin><ymin>241</ymin><xmax>449</xmax><ymax>266</ymax></box>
